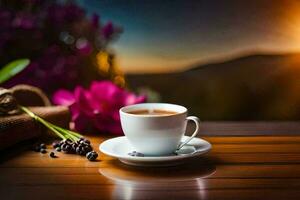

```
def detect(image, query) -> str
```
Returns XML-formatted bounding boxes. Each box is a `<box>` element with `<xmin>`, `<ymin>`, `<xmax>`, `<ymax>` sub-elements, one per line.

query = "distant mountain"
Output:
<box><xmin>127</xmin><ymin>53</ymin><xmax>300</xmax><ymax>120</ymax></box>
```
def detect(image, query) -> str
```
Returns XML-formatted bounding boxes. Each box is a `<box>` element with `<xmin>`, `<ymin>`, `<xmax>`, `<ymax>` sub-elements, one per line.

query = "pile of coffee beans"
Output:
<box><xmin>33</xmin><ymin>137</ymin><xmax>98</xmax><ymax>161</ymax></box>
<box><xmin>53</xmin><ymin>137</ymin><xmax>98</xmax><ymax>161</ymax></box>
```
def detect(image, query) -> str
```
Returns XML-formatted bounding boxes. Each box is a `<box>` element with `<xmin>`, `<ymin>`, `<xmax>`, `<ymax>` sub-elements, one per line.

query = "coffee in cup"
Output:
<box><xmin>119</xmin><ymin>103</ymin><xmax>200</xmax><ymax>156</ymax></box>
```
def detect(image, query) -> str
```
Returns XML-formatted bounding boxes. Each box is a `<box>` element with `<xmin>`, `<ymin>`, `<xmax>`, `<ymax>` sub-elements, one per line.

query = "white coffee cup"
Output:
<box><xmin>119</xmin><ymin>103</ymin><xmax>201</xmax><ymax>156</ymax></box>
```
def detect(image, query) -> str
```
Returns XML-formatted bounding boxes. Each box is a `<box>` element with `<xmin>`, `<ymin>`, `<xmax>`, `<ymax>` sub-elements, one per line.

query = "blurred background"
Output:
<box><xmin>1</xmin><ymin>0</ymin><xmax>300</xmax><ymax>120</ymax></box>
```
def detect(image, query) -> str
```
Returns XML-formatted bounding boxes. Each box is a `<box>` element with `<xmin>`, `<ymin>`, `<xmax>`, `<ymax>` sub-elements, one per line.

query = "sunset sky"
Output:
<box><xmin>78</xmin><ymin>0</ymin><xmax>300</xmax><ymax>73</ymax></box>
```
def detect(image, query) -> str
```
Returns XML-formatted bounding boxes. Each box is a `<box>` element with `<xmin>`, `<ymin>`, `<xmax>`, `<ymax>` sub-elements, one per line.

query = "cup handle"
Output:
<box><xmin>177</xmin><ymin>116</ymin><xmax>200</xmax><ymax>150</ymax></box>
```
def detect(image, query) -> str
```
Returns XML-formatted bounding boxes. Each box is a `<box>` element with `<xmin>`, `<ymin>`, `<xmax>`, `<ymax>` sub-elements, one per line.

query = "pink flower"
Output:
<box><xmin>52</xmin><ymin>81</ymin><xmax>146</xmax><ymax>135</ymax></box>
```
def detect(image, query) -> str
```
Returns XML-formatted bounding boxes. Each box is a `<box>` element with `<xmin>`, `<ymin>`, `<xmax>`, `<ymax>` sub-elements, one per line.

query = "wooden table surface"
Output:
<box><xmin>1</xmin><ymin>122</ymin><xmax>300</xmax><ymax>200</ymax></box>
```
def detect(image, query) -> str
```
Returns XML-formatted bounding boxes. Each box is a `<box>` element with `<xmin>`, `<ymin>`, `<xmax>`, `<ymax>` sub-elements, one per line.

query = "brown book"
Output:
<box><xmin>0</xmin><ymin>106</ymin><xmax>70</xmax><ymax>150</ymax></box>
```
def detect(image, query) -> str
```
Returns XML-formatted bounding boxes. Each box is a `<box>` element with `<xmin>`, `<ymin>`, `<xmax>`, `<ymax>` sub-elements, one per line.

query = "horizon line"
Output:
<box><xmin>123</xmin><ymin>48</ymin><xmax>300</xmax><ymax>75</ymax></box>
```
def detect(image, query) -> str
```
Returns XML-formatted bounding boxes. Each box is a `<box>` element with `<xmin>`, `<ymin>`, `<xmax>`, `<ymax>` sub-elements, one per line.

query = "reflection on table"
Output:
<box><xmin>99</xmin><ymin>159</ymin><xmax>216</xmax><ymax>199</ymax></box>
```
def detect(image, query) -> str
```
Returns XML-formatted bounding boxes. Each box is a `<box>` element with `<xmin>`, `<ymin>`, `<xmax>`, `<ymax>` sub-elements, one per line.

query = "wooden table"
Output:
<box><xmin>1</xmin><ymin>122</ymin><xmax>300</xmax><ymax>200</ymax></box>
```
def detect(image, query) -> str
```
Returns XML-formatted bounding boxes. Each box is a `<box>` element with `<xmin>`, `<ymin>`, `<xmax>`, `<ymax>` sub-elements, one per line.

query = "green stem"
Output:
<box><xmin>20</xmin><ymin>106</ymin><xmax>84</xmax><ymax>142</ymax></box>
<box><xmin>20</xmin><ymin>106</ymin><xmax>67</xmax><ymax>140</ymax></box>
<box><xmin>52</xmin><ymin>124</ymin><xmax>82</xmax><ymax>138</ymax></box>
<box><xmin>53</xmin><ymin>127</ymin><xmax>78</xmax><ymax>141</ymax></box>
<box><xmin>37</xmin><ymin>117</ymin><xmax>67</xmax><ymax>140</ymax></box>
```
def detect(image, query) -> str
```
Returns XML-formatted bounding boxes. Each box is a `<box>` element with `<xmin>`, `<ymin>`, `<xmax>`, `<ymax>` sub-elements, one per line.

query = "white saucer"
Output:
<box><xmin>99</xmin><ymin>136</ymin><xmax>211</xmax><ymax>167</ymax></box>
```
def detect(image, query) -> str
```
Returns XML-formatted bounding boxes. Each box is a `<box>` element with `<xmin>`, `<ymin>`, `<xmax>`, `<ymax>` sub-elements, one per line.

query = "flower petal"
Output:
<box><xmin>72</xmin><ymin>112</ymin><xmax>90</xmax><ymax>132</ymax></box>
<box><xmin>125</xmin><ymin>93</ymin><xmax>147</xmax><ymax>105</ymax></box>
<box><xmin>90</xmin><ymin>80</ymin><xmax>120</xmax><ymax>102</ymax></box>
<box><xmin>74</xmin><ymin>86</ymin><xmax>95</xmax><ymax>117</ymax></box>
<box><xmin>52</xmin><ymin>89</ymin><xmax>75</xmax><ymax>106</ymax></box>
<box><xmin>56</xmin><ymin>80</ymin><xmax>146</xmax><ymax>135</ymax></box>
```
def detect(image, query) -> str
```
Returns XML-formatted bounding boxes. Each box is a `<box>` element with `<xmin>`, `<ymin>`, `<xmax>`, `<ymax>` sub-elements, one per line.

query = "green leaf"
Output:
<box><xmin>0</xmin><ymin>59</ymin><xmax>30</xmax><ymax>84</ymax></box>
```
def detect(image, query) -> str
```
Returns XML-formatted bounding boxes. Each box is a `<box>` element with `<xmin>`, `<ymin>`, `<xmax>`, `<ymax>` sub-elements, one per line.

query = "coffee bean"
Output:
<box><xmin>79</xmin><ymin>140</ymin><xmax>85</xmax><ymax>145</ymax></box>
<box><xmin>61</xmin><ymin>143</ymin><xmax>67</xmax><ymax>150</ymax></box>
<box><xmin>75</xmin><ymin>146</ymin><xmax>81</xmax><ymax>154</ymax></box>
<box><xmin>85</xmin><ymin>146</ymin><xmax>92</xmax><ymax>152</ymax></box>
<box><xmin>128</xmin><ymin>151</ymin><xmax>144</xmax><ymax>157</ymax></box>
<box><xmin>136</xmin><ymin>152</ymin><xmax>144</xmax><ymax>157</ymax></box>
<box><xmin>52</xmin><ymin>141</ymin><xmax>60</xmax><ymax>148</ymax></box>
<box><xmin>50</xmin><ymin>152</ymin><xmax>56</xmax><ymax>158</ymax></box>
<box><xmin>64</xmin><ymin>145</ymin><xmax>72</xmax><ymax>153</ymax></box>
<box><xmin>40</xmin><ymin>143</ymin><xmax>46</xmax><ymax>149</ymax></box>
<box><xmin>61</xmin><ymin>143</ymin><xmax>69</xmax><ymax>152</ymax></box>
<box><xmin>83</xmin><ymin>139</ymin><xmax>90</xmax><ymax>144</ymax></box>
<box><xmin>86</xmin><ymin>151</ymin><xmax>98</xmax><ymax>161</ymax></box>
<box><xmin>40</xmin><ymin>148</ymin><xmax>47</xmax><ymax>154</ymax></box>
<box><xmin>79</xmin><ymin>149</ymin><xmax>86</xmax><ymax>156</ymax></box>
<box><xmin>72</xmin><ymin>143</ymin><xmax>78</xmax><ymax>151</ymax></box>
<box><xmin>55</xmin><ymin>147</ymin><xmax>61</xmax><ymax>152</ymax></box>
<box><xmin>64</xmin><ymin>139</ymin><xmax>72</xmax><ymax>144</ymax></box>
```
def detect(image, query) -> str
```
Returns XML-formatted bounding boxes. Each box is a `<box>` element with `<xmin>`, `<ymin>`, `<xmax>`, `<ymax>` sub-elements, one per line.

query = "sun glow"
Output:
<box><xmin>96</xmin><ymin>51</ymin><xmax>126</xmax><ymax>87</ymax></box>
<box><xmin>96</xmin><ymin>51</ymin><xmax>110</xmax><ymax>73</ymax></box>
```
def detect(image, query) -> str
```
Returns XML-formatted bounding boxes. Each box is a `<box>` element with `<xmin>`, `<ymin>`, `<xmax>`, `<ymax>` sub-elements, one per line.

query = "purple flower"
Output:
<box><xmin>102</xmin><ymin>21</ymin><xmax>114</xmax><ymax>40</ymax></box>
<box><xmin>91</xmin><ymin>14</ymin><xmax>99</xmax><ymax>29</ymax></box>
<box><xmin>53</xmin><ymin>81</ymin><xmax>146</xmax><ymax>135</ymax></box>
<box><xmin>12</xmin><ymin>13</ymin><xmax>36</xmax><ymax>29</ymax></box>
<box><xmin>46</xmin><ymin>3</ymin><xmax>85</xmax><ymax>26</ymax></box>
<box><xmin>76</xmin><ymin>38</ymin><xmax>93</xmax><ymax>55</ymax></box>
<box><xmin>0</xmin><ymin>1</ymin><xmax>122</xmax><ymax>94</ymax></box>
